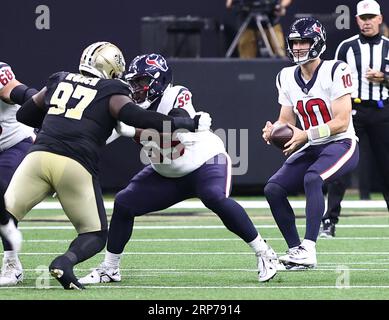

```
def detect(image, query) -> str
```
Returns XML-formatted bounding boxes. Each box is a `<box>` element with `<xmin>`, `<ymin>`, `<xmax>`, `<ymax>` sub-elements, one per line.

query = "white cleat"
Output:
<box><xmin>260</xmin><ymin>240</ymin><xmax>285</xmax><ymax>271</ymax></box>
<box><xmin>79</xmin><ymin>263</ymin><xmax>121</xmax><ymax>285</ymax></box>
<box><xmin>279</xmin><ymin>245</ymin><xmax>317</xmax><ymax>270</ymax></box>
<box><xmin>256</xmin><ymin>253</ymin><xmax>277</xmax><ymax>282</ymax></box>
<box><xmin>0</xmin><ymin>259</ymin><xmax>23</xmax><ymax>286</ymax></box>
<box><xmin>0</xmin><ymin>220</ymin><xmax>22</xmax><ymax>252</ymax></box>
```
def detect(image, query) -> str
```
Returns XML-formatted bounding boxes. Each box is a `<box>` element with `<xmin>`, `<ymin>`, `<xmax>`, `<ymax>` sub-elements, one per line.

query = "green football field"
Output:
<box><xmin>0</xmin><ymin>195</ymin><xmax>389</xmax><ymax>300</ymax></box>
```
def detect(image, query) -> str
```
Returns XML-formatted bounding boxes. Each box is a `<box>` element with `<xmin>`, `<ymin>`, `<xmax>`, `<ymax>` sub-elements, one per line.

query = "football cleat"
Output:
<box><xmin>320</xmin><ymin>219</ymin><xmax>336</xmax><ymax>238</ymax></box>
<box><xmin>279</xmin><ymin>245</ymin><xmax>317</xmax><ymax>269</ymax></box>
<box><xmin>49</xmin><ymin>256</ymin><xmax>84</xmax><ymax>290</ymax></box>
<box><xmin>79</xmin><ymin>262</ymin><xmax>121</xmax><ymax>285</ymax></box>
<box><xmin>0</xmin><ymin>258</ymin><xmax>23</xmax><ymax>286</ymax></box>
<box><xmin>260</xmin><ymin>240</ymin><xmax>286</xmax><ymax>271</ymax></box>
<box><xmin>0</xmin><ymin>219</ymin><xmax>22</xmax><ymax>252</ymax></box>
<box><xmin>256</xmin><ymin>252</ymin><xmax>277</xmax><ymax>282</ymax></box>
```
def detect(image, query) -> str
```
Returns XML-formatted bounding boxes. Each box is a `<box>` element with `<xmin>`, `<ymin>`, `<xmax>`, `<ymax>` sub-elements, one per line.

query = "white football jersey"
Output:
<box><xmin>143</xmin><ymin>85</ymin><xmax>225</xmax><ymax>177</ymax></box>
<box><xmin>0</xmin><ymin>63</ymin><xmax>35</xmax><ymax>151</ymax></box>
<box><xmin>276</xmin><ymin>60</ymin><xmax>357</xmax><ymax>145</ymax></box>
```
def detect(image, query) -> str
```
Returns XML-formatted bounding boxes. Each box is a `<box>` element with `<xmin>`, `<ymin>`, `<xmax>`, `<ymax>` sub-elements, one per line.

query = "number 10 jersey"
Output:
<box><xmin>276</xmin><ymin>60</ymin><xmax>357</xmax><ymax>145</ymax></box>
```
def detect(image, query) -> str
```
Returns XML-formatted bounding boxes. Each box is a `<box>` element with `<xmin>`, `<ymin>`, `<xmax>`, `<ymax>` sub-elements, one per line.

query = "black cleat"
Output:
<box><xmin>49</xmin><ymin>257</ymin><xmax>85</xmax><ymax>290</ymax></box>
<box><xmin>320</xmin><ymin>219</ymin><xmax>336</xmax><ymax>238</ymax></box>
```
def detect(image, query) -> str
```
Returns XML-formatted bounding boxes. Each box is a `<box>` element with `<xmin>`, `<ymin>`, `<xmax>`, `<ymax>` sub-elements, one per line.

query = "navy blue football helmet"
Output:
<box><xmin>125</xmin><ymin>53</ymin><xmax>173</xmax><ymax>106</ymax></box>
<box><xmin>286</xmin><ymin>17</ymin><xmax>327</xmax><ymax>65</ymax></box>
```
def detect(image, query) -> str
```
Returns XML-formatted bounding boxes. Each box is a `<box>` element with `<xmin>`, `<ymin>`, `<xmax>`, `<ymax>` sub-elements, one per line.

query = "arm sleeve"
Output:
<box><xmin>16</xmin><ymin>97</ymin><xmax>47</xmax><ymax>128</ymax></box>
<box><xmin>10</xmin><ymin>84</ymin><xmax>39</xmax><ymax>105</ymax></box>
<box><xmin>118</xmin><ymin>102</ymin><xmax>196</xmax><ymax>132</ymax></box>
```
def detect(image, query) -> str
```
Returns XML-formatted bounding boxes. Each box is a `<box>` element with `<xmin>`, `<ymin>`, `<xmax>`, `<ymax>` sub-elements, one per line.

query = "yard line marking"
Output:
<box><xmin>23</xmin><ymin>268</ymin><xmax>389</xmax><ymax>273</ymax></box>
<box><xmin>3</xmin><ymin>251</ymin><xmax>389</xmax><ymax>255</ymax></box>
<box><xmin>33</xmin><ymin>200</ymin><xmax>389</xmax><ymax>210</ymax></box>
<box><xmin>2</xmin><ymin>285</ymin><xmax>389</xmax><ymax>289</ymax></box>
<box><xmin>18</xmin><ymin>224</ymin><xmax>389</xmax><ymax>230</ymax></box>
<box><xmin>21</xmin><ymin>236</ymin><xmax>389</xmax><ymax>243</ymax></box>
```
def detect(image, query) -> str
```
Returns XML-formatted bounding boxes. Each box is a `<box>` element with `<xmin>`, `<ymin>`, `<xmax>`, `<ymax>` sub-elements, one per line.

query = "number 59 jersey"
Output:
<box><xmin>276</xmin><ymin>60</ymin><xmax>357</xmax><ymax>145</ymax></box>
<box><xmin>31</xmin><ymin>71</ymin><xmax>131</xmax><ymax>175</ymax></box>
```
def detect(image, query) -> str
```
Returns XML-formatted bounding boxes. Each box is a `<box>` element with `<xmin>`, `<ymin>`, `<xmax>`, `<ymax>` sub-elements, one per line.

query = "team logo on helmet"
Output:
<box><xmin>145</xmin><ymin>54</ymin><xmax>168</xmax><ymax>72</ymax></box>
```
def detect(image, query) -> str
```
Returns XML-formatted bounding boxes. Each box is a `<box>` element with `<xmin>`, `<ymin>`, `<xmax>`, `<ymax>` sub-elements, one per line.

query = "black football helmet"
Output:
<box><xmin>286</xmin><ymin>17</ymin><xmax>327</xmax><ymax>65</ymax></box>
<box><xmin>125</xmin><ymin>53</ymin><xmax>173</xmax><ymax>107</ymax></box>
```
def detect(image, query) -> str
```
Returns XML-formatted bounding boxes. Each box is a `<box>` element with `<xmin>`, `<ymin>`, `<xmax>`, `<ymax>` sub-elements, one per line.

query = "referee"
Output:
<box><xmin>321</xmin><ymin>0</ymin><xmax>389</xmax><ymax>237</ymax></box>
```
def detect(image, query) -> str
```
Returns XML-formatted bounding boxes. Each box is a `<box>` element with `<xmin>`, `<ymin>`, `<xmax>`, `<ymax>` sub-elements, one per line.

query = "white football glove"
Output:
<box><xmin>194</xmin><ymin>111</ymin><xmax>212</xmax><ymax>131</ymax></box>
<box><xmin>116</xmin><ymin>122</ymin><xmax>136</xmax><ymax>138</ymax></box>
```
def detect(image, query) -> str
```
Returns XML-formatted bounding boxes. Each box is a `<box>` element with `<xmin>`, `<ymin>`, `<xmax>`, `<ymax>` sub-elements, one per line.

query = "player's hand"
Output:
<box><xmin>262</xmin><ymin>121</ymin><xmax>274</xmax><ymax>145</ymax></box>
<box><xmin>194</xmin><ymin>112</ymin><xmax>212</xmax><ymax>131</ymax></box>
<box><xmin>283</xmin><ymin>124</ymin><xmax>308</xmax><ymax>156</ymax></box>
<box><xmin>366</xmin><ymin>68</ymin><xmax>384</xmax><ymax>83</ymax></box>
<box><xmin>116</xmin><ymin>121</ymin><xmax>136</xmax><ymax>138</ymax></box>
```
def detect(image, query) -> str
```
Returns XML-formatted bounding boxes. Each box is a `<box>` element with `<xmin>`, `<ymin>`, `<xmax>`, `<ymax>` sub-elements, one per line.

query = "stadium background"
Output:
<box><xmin>1</xmin><ymin>0</ymin><xmax>388</xmax><ymax>193</ymax></box>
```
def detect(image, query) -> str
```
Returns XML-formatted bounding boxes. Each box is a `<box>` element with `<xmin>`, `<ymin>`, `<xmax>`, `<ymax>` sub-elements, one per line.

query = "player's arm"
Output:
<box><xmin>0</xmin><ymin>63</ymin><xmax>39</xmax><ymax>105</ymax></box>
<box><xmin>109</xmin><ymin>95</ymin><xmax>211</xmax><ymax>133</ymax></box>
<box><xmin>16</xmin><ymin>87</ymin><xmax>48</xmax><ymax>128</ymax></box>
<box><xmin>326</xmin><ymin>93</ymin><xmax>352</xmax><ymax>134</ymax></box>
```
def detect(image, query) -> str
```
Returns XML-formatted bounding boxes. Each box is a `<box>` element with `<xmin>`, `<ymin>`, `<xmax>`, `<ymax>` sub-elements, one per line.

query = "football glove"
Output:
<box><xmin>193</xmin><ymin>111</ymin><xmax>212</xmax><ymax>132</ymax></box>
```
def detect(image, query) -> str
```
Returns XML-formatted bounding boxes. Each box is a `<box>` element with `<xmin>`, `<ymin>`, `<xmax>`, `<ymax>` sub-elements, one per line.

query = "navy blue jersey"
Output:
<box><xmin>30</xmin><ymin>72</ymin><xmax>130</xmax><ymax>175</ymax></box>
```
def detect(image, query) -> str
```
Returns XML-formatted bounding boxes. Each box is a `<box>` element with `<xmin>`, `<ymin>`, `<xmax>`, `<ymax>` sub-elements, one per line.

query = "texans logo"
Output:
<box><xmin>146</xmin><ymin>56</ymin><xmax>168</xmax><ymax>72</ymax></box>
<box><xmin>313</xmin><ymin>24</ymin><xmax>321</xmax><ymax>33</ymax></box>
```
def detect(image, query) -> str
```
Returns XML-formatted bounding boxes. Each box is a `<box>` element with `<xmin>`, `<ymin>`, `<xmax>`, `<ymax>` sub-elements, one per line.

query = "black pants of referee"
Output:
<box><xmin>323</xmin><ymin>100</ymin><xmax>389</xmax><ymax>224</ymax></box>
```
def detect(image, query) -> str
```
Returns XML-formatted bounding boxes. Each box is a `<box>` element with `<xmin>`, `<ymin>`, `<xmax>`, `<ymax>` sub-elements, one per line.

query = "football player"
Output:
<box><xmin>0</xmin><ymin>42</ymin><xmax>212</xmax><ymax>290</ymax></box>
<box><xmin>262</xmin><ymin>18</ymin><xmax>359</xmax><ymax>269</ymax></box>
<box><xmin>0</xmin><ymin>63</ymin><xmax>36</xmax><ymax>286</ymax></box>
<box><xmin>80</xmin><ymin>53</ymin><xmax>280</xmax><ymax>285</ymax></box>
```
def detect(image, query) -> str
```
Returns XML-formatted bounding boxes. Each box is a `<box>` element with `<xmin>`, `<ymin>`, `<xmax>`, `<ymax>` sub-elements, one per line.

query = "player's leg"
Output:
<box><xmin>320</xmin><ymin>173</ymin><xmax>350</xmax><ymax>238</ymax></box>
<box><xmin>288</xmin><ymin>139</ymin><xmax>359</xmax><ymax>268</ymax></box>
<box><xmin>0</xmin><ymin>138</ymin><xmax>32</xmax><ymax>252</ymax></box>
<box><xmin>264</xmin><ymin>149</ymin><xmax>312</xmax><ymax>249</ymax></box>
<box><xmin>46</xmin><ymin>153</ymin><xmax>108</xmax><ymax>290</ymax></box>
<box><xmin>0</xmin><ymin>151</ymin><xmax>52</xmax><ymax>286</ymax></box>
<box><xmin>193</xmin><ymin>153</ymin><xmax>278</xmax><ymax>281</ymax></box>
<box><xmin>80</xmin><ymin>165</ymin><xmax>189</xmax><ymax>284</ymax></box>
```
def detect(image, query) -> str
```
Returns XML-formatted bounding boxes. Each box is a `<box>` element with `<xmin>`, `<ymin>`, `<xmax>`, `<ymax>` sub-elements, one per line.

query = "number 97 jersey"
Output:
<box><xmin>276</xmin><ymin>60</ymin><xmax>357</xmax><ymax>145</ymax></box>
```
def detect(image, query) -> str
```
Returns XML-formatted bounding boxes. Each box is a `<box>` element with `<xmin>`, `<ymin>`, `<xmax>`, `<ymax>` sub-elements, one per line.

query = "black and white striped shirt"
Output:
<box><xmin>335</xmin><ymin>33</ymin><xmax>389</xmax><ymax>101</ymax></box>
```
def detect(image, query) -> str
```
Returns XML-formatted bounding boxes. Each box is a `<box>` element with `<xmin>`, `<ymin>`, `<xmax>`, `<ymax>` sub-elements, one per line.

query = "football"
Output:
<box><xmin>269</xmin><ymin>124</ymin><xmax>294</xmax><ymax>149</ymax></box>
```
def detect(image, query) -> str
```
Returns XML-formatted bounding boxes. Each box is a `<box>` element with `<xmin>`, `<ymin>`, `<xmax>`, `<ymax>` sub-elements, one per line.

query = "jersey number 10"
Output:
<box><xmin>48</xmin><ymin>82</ymin><xmax>97</xmax><ymax>120</ymax></box>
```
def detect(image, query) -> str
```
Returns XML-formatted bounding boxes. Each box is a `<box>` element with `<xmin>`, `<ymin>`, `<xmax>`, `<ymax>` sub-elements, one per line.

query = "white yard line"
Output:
<box><xmin>33</xmin><ymin>200</ymin><xmax>389</xmax><ymax>210</ymax></box>
<box><xmin>1</xmin><ymin>285</ymin><xmax>389</xmax><ymax>289</ymax></box>
<box><xmin>18</xmin><ymin>224</ymin><xmax>389</xmax><ymax>230</ymax></box>
<box><xmin>3</xmin><ymin>251</ymin><xmax>389</xmax><ymax>255</ymax></box>
<box><xmin>21</xmin><ymin>236</ymin><xmax>389</xmax><ymax>243</ymax></box>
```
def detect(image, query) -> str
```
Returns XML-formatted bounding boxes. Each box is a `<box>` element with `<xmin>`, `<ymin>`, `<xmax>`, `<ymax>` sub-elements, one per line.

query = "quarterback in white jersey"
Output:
<box><xmin>262</xmin><ymin>18</ymin><xmax>359</xmax><ymax>270</ymax></box>
<box><xmin>276</xmin><ymin>59</ymin><xmax>357</xmax><ymax>146</ymax></box>
<box><xmin>0</xmin><ymin>62</ymin><xmax>35</xmax><ymax>286</ymax></box>
<box><xmin>80</xmin><ymin>53</ymin><xmax>280</xmax><ymax>285</ymax></box>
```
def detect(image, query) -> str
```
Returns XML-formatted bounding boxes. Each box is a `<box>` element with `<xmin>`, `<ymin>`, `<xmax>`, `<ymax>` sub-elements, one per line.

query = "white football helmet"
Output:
<box><xmin>79</xmin><ymin>42</ymin><xmax>125</xmax><ymax>79</ymax></box>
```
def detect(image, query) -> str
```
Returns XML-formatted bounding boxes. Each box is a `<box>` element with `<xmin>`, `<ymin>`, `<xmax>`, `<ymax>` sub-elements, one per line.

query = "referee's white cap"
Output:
<box><xmin>356</xmin><ymin>0</ymin><xmax>381</xmax><ymax>17</ymax></box>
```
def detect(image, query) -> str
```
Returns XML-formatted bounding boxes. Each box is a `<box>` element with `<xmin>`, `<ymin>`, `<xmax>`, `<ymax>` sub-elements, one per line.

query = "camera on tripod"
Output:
<box><xmin>226</xmin><ymin>0</ymin><xmax>283</xmax><ymax>58</ymax></box>
<box><xmin>232</xmin><ymin>0</ymin><xmax>280</xmax><ymax>16</ymax></box>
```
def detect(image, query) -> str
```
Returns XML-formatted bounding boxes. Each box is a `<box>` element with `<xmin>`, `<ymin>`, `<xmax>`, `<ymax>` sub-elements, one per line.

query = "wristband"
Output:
<box><xmin>307</xmin><ymin>124</ymin><xmax>330</xmax><ymax>141</ymax></box>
